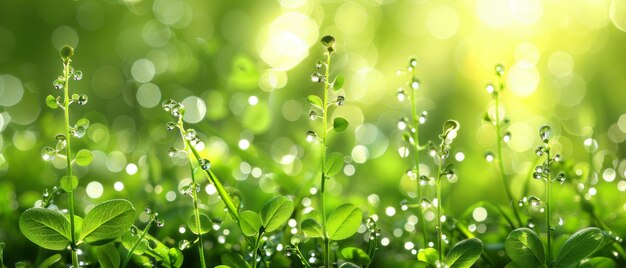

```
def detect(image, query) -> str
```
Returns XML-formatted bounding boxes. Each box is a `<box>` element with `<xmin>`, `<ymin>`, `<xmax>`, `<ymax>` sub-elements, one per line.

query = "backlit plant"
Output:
<box><xmin>18</xmin><ymin>45</ymin><xmax>135</xmax><ymax>268</ymax></box>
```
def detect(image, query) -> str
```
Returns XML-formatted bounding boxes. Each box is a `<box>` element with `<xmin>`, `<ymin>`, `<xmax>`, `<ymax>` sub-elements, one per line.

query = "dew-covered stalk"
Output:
<box><xmin>319</xmin><ymin>36</ymin><xmax>333</xmax><ymax>268</ymax></box>
<box><xmin>435</xmin><ymin>145</ymin><xmax>444</xmax><ymax>264</ymax></box>
<box><xmin>121</xmin><ymin>217</ymin><xmax>155</xmax><ymax>268</ymax></box>
<box><xmin>488</xmin><ymin>64</ymin><xmax>523</xmax><ymax>228</ymax></box>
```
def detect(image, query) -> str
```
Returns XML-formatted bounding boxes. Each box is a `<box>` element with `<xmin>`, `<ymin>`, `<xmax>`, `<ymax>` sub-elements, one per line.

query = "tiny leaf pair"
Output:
<box><xmin>301</xmin><ymin>203</ymin><xmax>362</xmax><ymax>241</ymax></box>
<box><xmin>19</xmin><ymin>199</ymin><xmax>135</xmax><ymax>250</ymax></box>
<box><xmin>239</xmin><ymin>196</ymin><xmax>294</xmax><ymax>236</ymax></box>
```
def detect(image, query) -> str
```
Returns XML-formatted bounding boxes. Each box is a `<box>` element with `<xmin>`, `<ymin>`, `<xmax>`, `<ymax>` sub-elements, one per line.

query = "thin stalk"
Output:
<box><xmin>251</xmin><ymin>232</ymin><xmax>263</xmax><ymax>268</ymax></box>
<box><xmin>436</xmin><ymin>141</ymin><xmax>444</xmax><ymax>264</ymax></box>
<box><xmin>121</xmin><ymin>222</ymin><xmax>153</xmax><ymax>268</ymax></box>
<box><xmin>494</xmin><ymin>80</ymin><xmax>522</xmax><ymax>228</ymax></box>
<box><xmin>178</xmin><ymin>120</ymin><xmax>207</xmax><ymax>268</ymax></box>
<box><xmin>294</xmin><ymin>245</ymin><xmax>313</xmax><ymax>268</ymax></box>
<box><xmin>320</xmin><ymin>51</ymin><xmax>332</xmax><ymax>268</ymax></box>
<box><xmin>409</xmin><ymin>68</ymin><xmax>429</xmax><ymax>247</ymax></box>
<box><xmin>62</xmin><ymin>58</ymin><xmax>79</xmax><ymax>268</ymax></box>
<box><xmin>545</xmin><ymin>149</ymin><xmax>552</xmax><ymax>266</ymax></box>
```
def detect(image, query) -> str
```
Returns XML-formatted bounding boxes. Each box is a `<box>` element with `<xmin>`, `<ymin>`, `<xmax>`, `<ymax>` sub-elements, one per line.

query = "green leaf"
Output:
<box><xmin>341</xmin><ymin>247</ymin><xmax>371</xmax><ymax>265</ymax></box>
<box><xmin>168</xmin><ymin>247</ymin><xmax>184</xmax><ymax>268</ymax></box>
<box><xmin>186</xmin><ymin>213</ymin><xmax>212</xmax><ymax>235</ymax></box>
<box><xmin>0</xmin><ymin>242</ymin><xmax>5</xmax><ymax>268</ymax></box>
<box><xmin>39</xmin><ymin>253</ymin><xmax>62</xmax><ymax>268</ymax></box>
<box><xmin>80</xmin><ymin>199</ymin><xmax>136</xmax><ymax>245</ymax></box>
<box><xmin>75</xmin><ymin>149</ymin><xmax>93</xmax><ymax>166</ymax></box>
<box><xmin>239</xmin><ymin>210</ymin><xmax>262</xmax><ymax>236</ymax></box>
<box><xmin>505</xmin><ymin>228</ymin><xmax>545</xmax><ymax>267</ymax></box>
<box><xmin>333</xmin><ymin>75</ymin><xmax>345</xmax><ymax>91</ymax></box>
<box><xmin>306</xmin><ymin>95</ymin><xmax>323</xmax><ymax>109</ymax></box>
<box><xmin>417</xmin><ymin>248</ymin><xmax>439</xmax><ymax>266</ymax></box>
<box><xmin>60</xmin><ymin>175</ymin><xmax>78</xmax><ymax>192</ymax></box>
<box><xmin>555</xmin><ymin>227</ymin><xmax>604</xmax><ymax>268</ymax></box>
<box><xmin>446</xmin><ymin>238</ymin><xmax>483</xmax><ymax>268</ymax></box>
<box><xmin>76</xmin><ymin>118</ymin><xmax>90</xmax><ymax>128</ymax></box>
<box><xmin>333</xmin><ymin>117</ymin><xmax>349</xmax><ymax>132</ymax></box>
<box><xmin>19</xmin><ymin>207</ymin><xmax>71</xmax><ymax>250</ymax></box>
<box><xmin>579</xmin><ymin>257</ymin><xmax>617</xmax><ymax>268</ymax></box>
<box><xmin>121</xmin><ymin>228</ymin><xmax>148</xmax><ymax>255</ymax></box>
<box><xmin>221</xmin><ymin>252</ymin><xmax>250</xmax><ymax>268</ymax></box>
<box><xmin>338</xmin><ymin>262</ymin><xmax>360</xmax><ymax>268</ymax></box>
<box><xmin>45</xmin><ymin>95</ymin><xmax>58</xmax><ymax>109</ymax></box>
<box><xmin>96</xmin><ymin>243</ymin><xmax>121</xmax><ymax>268</ymax></box>
<box><xmin>301</xmin><ymin>218</ymin><xmax>323</xmax><ymax>238</ymax></box>
<box><xmin>324</xmin><ymin>152</ymin><xmax>344</xmax><ymax>177</ymax></box>
<box><xmin>326</xmin><ymin>203</ymin><xmax>362</xmax><ymax>241</ymax></box>
<box><xmin>260</xmin><ymin>196</ymin><xmax>294</xmax><ymax>233</ymax></box>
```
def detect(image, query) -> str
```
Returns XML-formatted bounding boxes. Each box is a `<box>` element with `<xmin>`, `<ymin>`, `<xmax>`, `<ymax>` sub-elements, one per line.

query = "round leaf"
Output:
<box><xmin>333</xmin><ymin>75</ymin><xmax>345</xmax><ymax>91</ymax></box>
<box><xmin>260</xmin><ymin>196</ymin><xmax>294</xmax><ymax>233</ymax></box>
<box><xmin>341</xmin><ymin>247</ymin><xmax>371</xmax><ymax>265</ymax></box>
<box><xmin>505</xmin><ymin>228</ymin><xmax>545</xmax><ymax>267</ymax></box>
<box><xmin>95</xmin><ymin>243</ymin><xmax>121</xmax><ymax>268</ymax></box>
<box><xmin>60</xmin><ymin>175</ymin><xmax>78</xmax><ymax>192</ymax></box>
<box><xmin>326</xmin><ymin>203</ymin><xmax>362</xmax><ymax>241</ymax></box>
<box><xmin>75</xmin><ymin>149</ymin><xmax>93</xmax><ymax>166</ymax></box>
<box><xmin>306</xmin><ymin>95</ymin><xmax>323</xmax><ymax>109</ymax></box>
<box><xmin>324</xmin><ymin>152</ymin><xmax>344</xmax><ymax>177</ymax></box>
<box><xmin>301</xmin><ymin>218</ymin><xmax>323</xmax><ymax>238</ymax></box>
<box><xmin>80</xmin><ymin>199</ymin><xmax>136</xmax><ymax>245</ymax></box>
<box><xmin>418</xmin><ymin>248</ymin><xmax>439</xmax><ymax>266</ymax></box>
<box><xmin>187</xmin><ymin>213</ymin><xmax>212</xmax><ymax>235</ymax></box>
<box><xmin>19</xmin><ymin>208</ymin><xmax>71</xmax><ymax>250</ymax></box>
<box><xmin>446</xmin><ymin>238</ymin><xmax>483</xmax><ymax>268</ymax></box>
<box><xmin>555</xmin><ymin>227</ymin><xmax>604</xmax><ymax>268</ymax></box>
<box><xmin>333</xmin><ymin>117</ymin><xmax>349</xmax><ymax>132</ymax></box>
<box><xmin>239</xmin><ymin>210</ymin><xmax>262</xmax><ymax>236</ymax></box>
<box><xmin>45</xmin><ymin>95</ymin><xmax>58</xmax><ymax>109</ymax></box>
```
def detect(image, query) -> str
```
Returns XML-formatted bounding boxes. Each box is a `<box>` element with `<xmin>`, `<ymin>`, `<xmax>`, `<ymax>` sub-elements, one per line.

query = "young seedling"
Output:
<box><xmin>483</xmin><ymin>64</ymin><xmax>523</xmax><ymax>228</ymax></box>
<box><xmin>505</xmin><ymin>125</ymin><xmax>605</xmax><ymax>267</ymax></box>
<box><xmin>301</xmin><ymin>35</ymin><xmax>363</xmax><ymax>267</ymax></box>
<box><xmin>396</xmin><ymin>57</ymin><xmax>430</xmax><ymax>247</ymax></box>
<box><xmin>121</xmin><ymin>207</ymin><xmax>173</xmax><ymax>268</ymax></box>
<box><xmin>19</xmin><ymin>46</ymin><xmax>135</xmax><ymax>268</ymax></box>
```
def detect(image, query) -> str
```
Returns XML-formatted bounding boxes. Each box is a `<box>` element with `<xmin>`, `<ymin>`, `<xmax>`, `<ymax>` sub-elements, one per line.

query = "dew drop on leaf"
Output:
<box><xmin>41</xmin><ymin>147</ymin><xmax>56</xmax><ymax>161</ymax></box>
<box><xmin>178</xmin><ymin>239</ymin><xmax>191</xmax><ymax>250</ymax></box>
<box><xmin>73</xmin><ymin>70</ymin><xmax>83</xmax><ymax>81</ymax></box>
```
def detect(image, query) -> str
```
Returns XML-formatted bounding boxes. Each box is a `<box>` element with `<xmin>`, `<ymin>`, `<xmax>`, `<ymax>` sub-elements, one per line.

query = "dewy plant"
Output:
<box><xmin>19</xmin><ymin>45</ymin><xmax>135</xmax><ymax>268</ymax></box>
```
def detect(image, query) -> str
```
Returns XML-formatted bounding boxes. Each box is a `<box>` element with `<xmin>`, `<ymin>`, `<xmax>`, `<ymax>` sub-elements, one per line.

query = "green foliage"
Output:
<box><xmin>417</xmin><ymin>248</ymin><xmax>439</xmax><ymax>266</ymax></box>
<box><xmin>239</xmin><ymin>210</ymin><xmax>262</xmax><ymax>236</ymax></box>
<box><xmin>80</xmin><ymin>199</ymin><xmax>136</xmax><ymax>245</ymax></box>
<box><xmin>341</xmin><ymin>247</ymin><xmax>371</xmax><ymax>265</ymax></box>
<box><xmin>326</xmin><ymin>203</ymin><xmax>362</xmax><ymax>240</ymax></box>
<box><xmin>60</xmin><ymin>175</ymin><xmax>78</xmax><ymax>192</ymax></box>
<box><xmin>186</xmin><ymin>213</ymin><xmax>212</xmax><ymax>235</ymax></box>
<box><xmin>554</xmin><ymin>227</ymin><xmax>604</xmax><ymax>268</ymax></box>
<box><xmin>333</xmin><ymin>117</ymin><xmax>349</xmax><ymax>132</ymax></box>
<box><xmin>445</xmin><ymin>238</ymin><xmax>484</xmax><ymax>268</ymax></box>
<box><xmin>579</xmin><ymin>257</ymin><xmax>618</xmax><ymax>268</ymax></box>
<box><xmin>96</xmin><ymin>243</ymin><xmax>121</xmax><ymax>268</ymax></box>
<box><xmin>301</xmin><ymin>218</ymin><xmax>323</xmax><ymax>238</ymax></box>
<box><xmin>45</xmin><ymin>95</ymin><xmax>58</xmax><ymax>109</ymax></box>
<box><xmin>75</xmin><ymin>149</ymin><xmax>93</xmax><ymax>166</ymax></box>
<box><xmin>18</xmin><ymin>208</ymin><xmax>71</xmax><ymax>250</ymax></box>
<box><xmin>306</xmin><ymin>95</ymin><xmax>323</xmax><ymax>109</ymax></box>
<box><xmin>259</xmin><ymin>196</ymin><xmax>294</xmax><ymax>233</ymax></box>
<box><xmin>324</xmin><ymin>152</ymin><xmax>344</xmax><ymax>177</ymax></box>
<box><xmin>505</xmin><ymin>228</ymin><xmax>545</xmax><ymax>267</ymax></box>
<box><xmin>221</xmin><ymin>252</ymin><xmax>250</xmax><ymax>268</ymax></box>
<box><xmin>38</xmin><ymin>254</ymin><xmax>62</xmax><ymax>268</ymax></box>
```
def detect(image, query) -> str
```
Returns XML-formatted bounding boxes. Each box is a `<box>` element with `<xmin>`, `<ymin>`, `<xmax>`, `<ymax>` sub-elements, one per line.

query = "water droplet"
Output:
<box><xmin>440</xmin><ymin>149</ymin><xmax>449</xmax><ymax>160</ymax></box>
<box><xmin>167</xmin><ymin>147</ymin><xmax>177</xmax><ymax>158</ymax></box>
<box><xmin>527</xmin><ymin>219</ymin><xmax>535</xmax><ymax>228</ymax></box>
<box><xmin>320</xmin><ymin>35</ymin><xmax>336</xmax><ymax>48</ymax></box>
<box><xmin>428</xmin><ymin>146</ymin><xmax>437</xmax><ymax>157</ymax></box>
<box><xmin>178</xmin><ymin>239</ymin><xmax>191</xmax><ymax>250</ymax></box>
<box><xmin>583</xmin><ymin>138</ymin><xmax>598</xmax><ymax>153</ymax></box>
<box><xmin>543</xmin><ymin>167</ymin><xmax>550</xmax><ymax>175</ymax></box>
<box><xmin>77</xmin><ymin>94</ymin><xmax>88</xmax><ymax>105</ymax></box>
<box><xmin>155</xmin><ymin>218</ymin><xmax>164</xmax><ymax>228</ymax></box>
<box><xmin>409</xmin><ymin>58</ymin><xmax>417</xmax><ymax>68</ymax></box>
<box><xmin>400</xmin><ymin>200</ymin><xmax>409</xmax><ymax>211</ymax></box>
<box><xmin>495</xmin><ymin>64</ymin><xmax>505</xmax><ymax>77</ymax></box>
<box><xmin>308</xmin><ymin>111</ymin><xmax>318</xmax><ymax>120</ymax></box>
<box><xmin>518</xmin><ymin>200</ymin><xmax>524</xmax><ymax>207</ymax></box>
<box><xmin>535</xmin><ymin>146</ymin><xmax>544</xmax><ymax>156</ymax></box>
<box><xmin>419</xmin><ymin>175</ymin><xmax>429</xmax><ymax>186</ymax></box>
<box><xmin>336</xmin><ymin>95</ymin><xmax>345</xmax><ymax>106</ymax></box>
<box><xmin>41</xmin><ymin>147</ymin><xmax>56</xmax><ymax>161</ymax></box>
<box><xmin>484</xmin><ymin>152</ymin><xmax>494</xmax><ymax>162</ymax></box>
<box><xmin>55</xmin><ymin>134</ymin><xmax>67</xmax><ymax>151</ymax></box>
<box><xmin>446</xmin><ymin>171</ymin><xmax>457</xmax><ymax>183</ymax></box>
<box><xmin>198</xmin><ymin>159</ymin><xmax>211</xmax><ymax>170</ymax></box>
<box><xmin>212</xmin><ymin>222</ymin><xmax>221</xmax><ymax>231</ymax></box>
<box><xmin>539</xmin><ymin>125</ymin><xmax>552</xmax><ymax>143</ymax></box>
<box><xmin>144</xmin><ymin>206</ymin><xmax>153</xmax><ymax>214</ymax></box>
<box><xmin>72</xmin><ymin>126</ymin><xmax>86</xmax><ymax>138</ymax></box>
<box><xmin>310</xmin><ymin>72</ymin><xmax>324</xmax><ymax>83</ymax></box>
<box><xmin>485</xmin><ymin>83</ymin><xmax>495</xmax><ymax>94</ymax></box>
<box><xmin>42</xmin><ymin>189</ymin><xmax>50</xmax><ymax>198</ymax></box>
<box><xmin>556</xmin><ymin>172</ymin><xmax>566</xmax><ymax>184</ymax></box>
<box><xmin>533</xmin><ymin>172</ymin><xmax>542</xmax><ymax>180</ymax></box>
<box><xmin>396</xmin><ymin>88</ymin><xmax>406</xmax><ymax>102</ymax></box>
<box><xmin>166</xmin><ymin>122</ymin><xmax>176</xmax><ymax>131</ymax></box>
<box><xmin>171</xmin><ymin>103</ymin><xmax>184</xmax><ymax>117</ymax></box>
<box><xmin>419</xmin><ymin>197</ymin><xmax>432</xmax><ymax>208</ymax></box>
<box><xmin>147</xmin><ymin>239</ymin><xmax>157</xmax><ymax>249</ymax></box>
<box><xmin>503</xmin><ymin>132</ymin><xmax>511</xmax><ymax>143</ymax></box>
<box><xmin>419</xmin><ymin>111</ymin><xmax>428</xmax><ymax>124</ymax></box>
<box><xmin>397</xmin><ymin>118</ymin><xmax>408</xmax><ymax>130</ymax></box>
<box><xmin>184</xmin><ymin>129</ymin><xmax>197</xmax><ymax>141</ymax></box>
<box><xmin>306</xmin><ymin>131</ymin><xmax>318</xmax><ymax>143</ymax></box>
<box><xmin>528</xmin><ymin>196</ymin><xmax>541</xmax><ymax>206</ymax></box>
<box><xmin>162</xmin><ymin>99</ymin><xmax>177</xmax><ymax>112</ymax></box>
<box><xmin>406</xmin><ymin>169</ymin><xmax>417</xmax><ymax>179</ymax></box>
<box><xmin>553</xmin><ymin>153</ymin><xmax>562</xmax><ymax>162</ymax></box>
<box><xmin>53</xmin><ymin>77</ymin><xmax>64</xmax><ymax>90</ymax></box>
<box><xmin>410</xmin><ymin>77</ymin><xmax>420</xmax><ymax>90</ymax></box>
<box><xmin>558</xmin><ymin>217</ymin><xmax>564</xmax><ymax>226</ymax></box>
<box><xmin>129</xmin><ymin>226</ymin><xmax>138</xmax><ymax>236</ymax></box>
<box><xmin>315</xmin><ymin>60</ymin><xmax>323</xmax><ymax>69</ymax></box>
<box><xmin>73</xmin><ymin>70</ymin><xmax>83</xmax><ymax>81</ymax></box>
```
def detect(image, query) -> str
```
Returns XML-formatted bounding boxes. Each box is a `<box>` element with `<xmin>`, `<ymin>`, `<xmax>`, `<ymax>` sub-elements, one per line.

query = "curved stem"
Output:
<box><xmin>121</xmin><ymin>221</ymin><xmax>153</xmax><ymax>268</ymax></box>
<box><xmin>545</xmin><ymin>149</ymin><xmax>552</xmax><ymax>266</ymax></box>
<box><xmin>251</xmin><ymin>232</ymin><xmax>263</xmax><ymax>268</ymax></box>
<box><xmin>436</xmin><ymin>142</ymin><xmax>444</xmax><ymax>264</ymax></box>
<box><xmin>62</xmin><ymin>59</ymin><xmax>79</xmax><ymax>268</ymax></box>
<box><xmin>409</xmin><ymin>68</ymin><xmax>429</xmax><ymax>247</ymax></box>
<box><xmin>320</xmin><ymin>51</ymin><xmax>332</xmax><ymax>268</ymax></box>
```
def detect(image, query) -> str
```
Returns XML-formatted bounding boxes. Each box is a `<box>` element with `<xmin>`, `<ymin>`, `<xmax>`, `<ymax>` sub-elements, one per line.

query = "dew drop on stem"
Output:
<box><xmin>41</xmin><ymin>147</ymin><xmax>56</xmax><ymax>161</ymax></box>
<box><xmin>336</xmin><ymin>95</ymin><xmax>345</xmax><ymax>106</ymax></box>
<box><xmin>535</xmin><ymin>146</ymin><xmax>544</xmax><ymax>156</ymax></box>
<box><xmin>539</xmin><ymin>125</ymin><xmax>552</xmax><ymax>143</ymax></box>
<box><xmin>129</xmin><ymin>226</ymin><xmax>138</xmax><ymax>236</ymax></box>
<box><xmin>410</xmin><ymin>77</ymin><xmax>420</xmax><ymax>90</ymax></box>
<box><xmin>198</xmin><ymin>158</ymin><xmax>211</xmax><ymax>170</ymax></box>
<box><xmin>166</xmin><ymin>122</ymin><xmax>176</xmax><ymax>131</ymax></box>
<box><xmin>42</xmin><ymin>189</ymin><xmax>50</xmax><ymax>198</ymax></box>
<box><xmin>484</xmin><ymin>152</ymin><xmax>494</xmax><ymax>162</ymax></box>
<box><xmin>162</xmin><ymin>99</ymin><xmax>177</xmax><ymax>112</ymax></box>
<box><xmin>396</xmin><ymin>88</ymin><xmax>406</xmax><ymax>102</ymax></box>
<box><xmin>397</xmin><ymin>118</ymin><xmax>408</xmax><ymax>130</ymax></box>
<box><xmin>53</xmin><ymin>77</ymin><xmax>64</xmax><ymax>90</ymax></box>
<box><xmin>527</xmin><ymin>219</ymin><xmax>535</xmax><ymax>228</ymax></box>
<box><xmin>168</xmin><ymin>147</ymin><xmax>177</xmax><ymax>158</ymax></box>
<box><xmin>495</xmin><ymin>64</ymin><xmax>505</xmax><ymax>77</ymax></box>
<box><xmin>308</xmin><ymin>111</ymin><xmax>318</xmax><ymax>120</ymax></box>
<box><xmin>179</xmin><ymin>239</ymin><xmax>191</xmax><ymax>250</ymax></box>
<box><xmin>419</xmin><ymin>111</ymin><xmax>428</xmax><ymax>124</ymax></box>
<box><xmin>76</xmin><ymin>94</ymin><xmax>88</xmax><ymax>105</ymax></box>
<box><xmin>155</xmin><ymin>218</ymin><xmax>164</xmax><ymax>228</ymax></box>
<box><xmin>73</xmin><ymin>70</ymin><xmax>83</xmax><ymax>81</ymax></box>
<box><xmin>503</xmin><ymin>131</ymin><xmax>511</xmax><ymax>143</ymax></box>
<box><xmin>305</xmin><ymin>131</ymin><xmax>318</xmax><ymax>143</ymax></box>
<box><xmin>485</xmin><ymin>83</ymin><xmax>495</xmax><ymax>94</ymax></box>
<box><xmin>144</xmin><ymin>206</ymin><xmax>152</xmax><ymax>214</ymax></box>
<box><xmin>310</xmin><ymin>72</ymin><xmax>324</xmax><ymax>83</ymax></box>
<box><xmin>409</xmin><ymin>58</ymin><xmax>417</xmax><ymax>68</ymax></box>
<box><xmin>184</xmin><ymin>129</ymin><xmax>197</xmax><ymax>141</ymax></box>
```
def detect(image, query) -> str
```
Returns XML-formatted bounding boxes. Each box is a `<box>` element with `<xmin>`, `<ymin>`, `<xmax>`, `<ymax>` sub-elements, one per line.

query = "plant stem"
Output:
<box><xmin>294</xmin><ymin>245</ymin><xmax>313</xmax><ymax>268</ymax></box>
<box><xmin>122</xmin><ymin>222</ymin><xmax>153</xmax><ymax>268</ymax></box>
<box><xmin>62</xmin><ymin>58</ymin><xmax>79</xmax><ymax>268</ymax></box>
<box><xmin>545</xmin><ymin>148</ymin><xmax>552</xmax><ymax>266</ymax></box>
<box><xmin>320</xmin><ymin>50</ymin><xmax>332</xmax><ymax>268</ymax></box>
<box><xmin>436</xmin><ymin>141</ymin><xmax>444</xmax><ymax>264</ymax></box>
<box><xmin>494</xmin><ymin>80</ymin><xmax>522</xmax><ymax>228</ymax></box>
<box><xmin>409</xmin><ymin>67</ymin><xmax>429</xmax><ymax>247</ymax></box>
<box><xmin>251</xmin><ymin>232</ymin><xmax>263</xmax><ymax>268</ymax></box>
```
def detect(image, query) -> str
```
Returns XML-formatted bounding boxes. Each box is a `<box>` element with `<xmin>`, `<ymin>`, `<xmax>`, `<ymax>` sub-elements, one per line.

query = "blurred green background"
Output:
<box><xmin>1</xmin><ymin>0</ymin><xmax>626</xmax><ymax>266</ymax></box>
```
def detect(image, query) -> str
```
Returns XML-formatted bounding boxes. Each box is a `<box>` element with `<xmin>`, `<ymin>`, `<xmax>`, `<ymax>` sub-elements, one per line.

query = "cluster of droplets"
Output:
<box><xmin>180</xmin><ymin>182</ymin><xmax>201</xmax><ymax>196</ymax></box>
<box><xmin>162</xmin><ymin>99</ymin><xmax>185</xmax><ymax>118</ymax></box>
<box><xmin>34</xmin><ymin>186</ymin><xmax>62</xmax><ymax>208</ymax></box>
<box><xmin>52</xmin><ymin>66</ymin><xmax>83</xmax><ymax>90</ymax></box>
<box><xmin>531</xmin><ymin>125</ymin><xmax>566</xmax><ymax>184</ymax></box>
<box><xmin>69</xmin><ymin>118</ymin><xmax>89</xmax><ymax>139</ymax></box>
<box><xmin>144</xmin><ymin>206</ymin><xmax>165</xmax><ymax>228</ymax></box>
<box><xmin>366</xmin><ymin>217</ymin><xmax>382</xmax><ymax>243</ymax></box>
